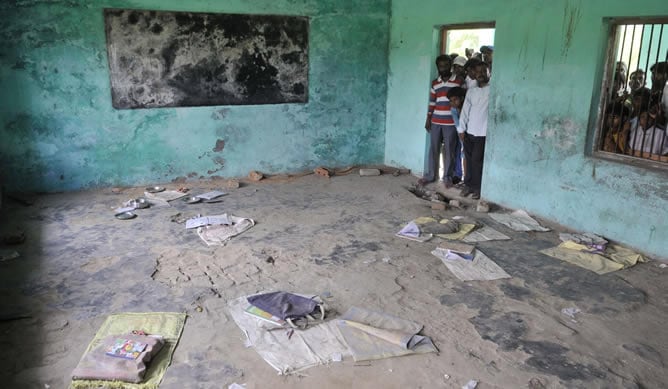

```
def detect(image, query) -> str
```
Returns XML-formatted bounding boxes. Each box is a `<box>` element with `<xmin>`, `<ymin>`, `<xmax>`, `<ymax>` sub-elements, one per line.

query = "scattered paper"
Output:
<box><xmin>489</xmin><ymin>210</ymin><xmax>550</xmax><ymax>232</ymax></box>
<box><xmin>462</xmin><ymin>225</ymin><xmax>511</xmax><ymax>242</ymax></box>
<box><xmin>144</xmin><ymin>190</ymin><xmax>188</xmax><ymax>204</ymax></box>
<box><xmin>561</xmin><ymin>307</ymin><xmax>581</xmax><ymax>319</ymax></box>
<box><xmin>196</xmin><ymin>190</ymin><xmax>227</xmax><ymax>200</ymax></box>
<box><xmin>197</xmin><ymin>216</ymin><xmax>255</xmax><ymax>246</ymax></box>
<box><xmin>462</xmin><ymin>380</ymin><xmax>478</xmax><ymax>389</ymax></box>
<box><xmin>397</xmin><ymin>221</ymin><xmax>420</xmax><ymax>238</ymax></box>
<box><xmin>438</xmin><ymin>242</ymin><xmax>475</xmax><ymax>255</ymax></box>
<box><xmin>186</xmin><ymin>214</ymin><xmax>232</xmax><ymax>229</ymax></box>
<box><xmin>432</xmin><ymin>248</ymin><xmax>510</xmax><ymax>281</ymax></box>
<box><xmin>114</xmin><ymin>206</ymin><xmax>135</xmax><ymax>214</ymax></box>
<box><xmin>443</xmin><ymin>250</ymin><xmax>474</xmax><ymax>261</ymax></box>
<box><xmin>396</xmin><ymin>221</ymin><xmax>433</xmax><ymax>242</ymax></box>
<box><xmin>228</xmin><ymin>384</ymin><xmax>246</xmax><ymax>389</ymax></box>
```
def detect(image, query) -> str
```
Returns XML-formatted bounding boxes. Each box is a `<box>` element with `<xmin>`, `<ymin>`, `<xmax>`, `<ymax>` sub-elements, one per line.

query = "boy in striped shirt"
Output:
<box><xmin>420</xmin><ymin>55</ymin><xmax>464</xmax><ymax>187</ymax></box>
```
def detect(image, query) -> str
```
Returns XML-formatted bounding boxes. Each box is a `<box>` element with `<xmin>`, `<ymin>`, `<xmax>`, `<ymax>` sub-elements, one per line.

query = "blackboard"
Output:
<box><xmin>104</xmin><ymin>9</ymin><xmax>309</xmax><ymax>109</ymax></box>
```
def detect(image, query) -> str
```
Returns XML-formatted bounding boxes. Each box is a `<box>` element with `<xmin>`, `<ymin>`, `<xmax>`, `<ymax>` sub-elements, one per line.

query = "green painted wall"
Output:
<box><xmin>0</xmin><ymin>0</ymin><xmax>389</xmax><ymax>191</ymax></box>
<box><xmin>385</xmin><ymin>0</ymin><xmax>668</xmax><ymax>258</ymax></box>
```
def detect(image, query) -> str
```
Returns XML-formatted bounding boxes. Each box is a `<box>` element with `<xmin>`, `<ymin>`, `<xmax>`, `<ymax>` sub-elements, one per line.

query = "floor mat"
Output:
<box><xmin>228</xmin><ymin>295</ymin><xmax>349</xmax><ymax>375</ymax></box>
<box><xmin>540</xmin><ymin>242</ymin><xmax>645</xmax><ymax>274</ymax></box>
<box><xmin>70</xmin><ymin>312</ymin><xmax>187</xmax><ymax>389</ymax></box>
<box><xmin>432</xmin><ymin>248</ymin><xmax>511</xmax><ymax>281</ymax></box>
<box><xmin>489</xmin><ymin>210</ymin><xmax>550</xmax><ymax>232</ymax></box>
<box><xmin>462</xmin><ymin>224</ymin><xmax>511</xmax><ymax>242</ymax></box>
<box><xmin>336</xmin><ymin>306</ymin><xmax>438</xmax><ymax>362</ymax></box>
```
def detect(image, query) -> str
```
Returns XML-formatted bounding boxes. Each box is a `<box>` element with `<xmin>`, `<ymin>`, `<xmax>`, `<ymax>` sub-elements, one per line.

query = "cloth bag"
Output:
<box><xmin>247</xmin><ymin>292</ymin><xmax>322</xmax><ymax>321</ymax></box>
<box><xmin>72</xmin><ymin>333</ymin><xmax>164</xmax><ymax>383</ymax></box>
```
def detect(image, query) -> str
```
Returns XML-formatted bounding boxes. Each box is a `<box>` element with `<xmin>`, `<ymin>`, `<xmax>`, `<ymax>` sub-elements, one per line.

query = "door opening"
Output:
<box><xmin>437</xmin><ymin>23</ymin><xmax>495</xmax><ymax>186</ymax></box>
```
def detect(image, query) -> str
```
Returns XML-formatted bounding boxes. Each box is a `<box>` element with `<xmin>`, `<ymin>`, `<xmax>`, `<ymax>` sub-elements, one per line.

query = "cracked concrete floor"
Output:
<box><xmin>0</xmin><ymin>173</ymin><xmax>666</xmax><ymax>388</ymax></box>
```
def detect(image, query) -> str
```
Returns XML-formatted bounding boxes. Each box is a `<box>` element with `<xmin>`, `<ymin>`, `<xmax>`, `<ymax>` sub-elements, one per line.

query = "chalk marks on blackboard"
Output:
<box><xmin>104</xmin><ymin>9</ymin><xmax>309</xmax><ymax>109</ymax></box>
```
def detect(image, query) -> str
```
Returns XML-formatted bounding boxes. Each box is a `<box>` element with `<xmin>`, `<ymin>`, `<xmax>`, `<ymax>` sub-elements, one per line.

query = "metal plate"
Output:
<box><xmin>133</xmin><ymin>198</ymin><xmax>150</xmax><ymax>209</ymax></box>
<box><xmin>115</xmin><ymin>211</ymin><xmax>137</xmax><ymax>220</ymax></box>
<box><xmin>183</xmin><ymin>196</ymin><xmax>201</xmax><ymax>204</ymax></box>
<box><xmin>145</xmin><ymin>186</ymin><xmax>165</xmax><ymax>193</ymax></box>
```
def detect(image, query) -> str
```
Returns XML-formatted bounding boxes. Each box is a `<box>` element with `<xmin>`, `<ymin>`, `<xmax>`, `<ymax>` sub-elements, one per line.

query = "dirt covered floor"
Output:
<box><xmin>0</xmin><ymin>173</ymin><xmax>666</xmax><ymax>388</ymax></box>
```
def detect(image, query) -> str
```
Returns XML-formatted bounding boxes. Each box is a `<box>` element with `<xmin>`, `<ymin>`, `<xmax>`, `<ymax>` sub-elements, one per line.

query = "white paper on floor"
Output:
<box><xmin>186</xmin><ymin>214</ymin><xmax>232</xmax><ymax>229</ymax></box>
<box><xmin>336</xmin><ymin>306</ymin><xmax>438</xmax><ymax>362</ymax></box>
<box><xmin>462</xmin><ymin>224</ymin><xmax>511</xmax><ymax>242</ymax></box>
<box><xmin>228</xmin><ymin>296</ymin><xmax>350</xmax><ymax>375</ymax></box>
<box><xmin>144</xmin><ymin>190</ymin><xmax>188</xmax><ymax>206</ymax></box>
<box><xmin>197</xmin><ymin>215</ymin><xmax>254</xmax><ymax>246</ymax></box>
<box><xmin>432</xmin><ymin>248</ymin><xmax>511</xmax><ymax>281</ymax></box>
<box><xmin>196</xmin><ymin>190</ymin><xmax>227</xmax><ymax>200</ymax></box>
<box><xmin>395</xmin><ymin>221</ymin><xmax>433</xmax><ymax>242</ymax></box>
<box><xmin>489</xmin><ymin>210</ymin><xmax>550</xmax><ymax>232</ymax></box>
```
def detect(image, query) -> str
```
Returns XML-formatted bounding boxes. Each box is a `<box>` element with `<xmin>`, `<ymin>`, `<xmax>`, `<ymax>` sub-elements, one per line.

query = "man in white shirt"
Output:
<box><xmin>627</xmin><ymin>112</ymin><xmax>668</xmax><ymax>157</ymax></box>
<box><xmin>463</xmin><ymin>58</ymin><xmax>481</xmax><ymax>90</ymax></box>
<box><xmin>457</xmin><ymin>62</ymin><xmax>490</xmax><ymax>200</ymax></box>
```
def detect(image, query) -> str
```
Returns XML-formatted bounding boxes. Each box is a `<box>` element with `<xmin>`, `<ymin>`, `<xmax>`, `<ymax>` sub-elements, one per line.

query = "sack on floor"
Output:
<box><xmin>71</xmin><ymin>333</ymin><xmax>165</xmax><ymax>383</ymax></box>
<box><xmin>247</xmin><ymin>292</ymin><xmax>325</xmax><ymax>329</ymax></box>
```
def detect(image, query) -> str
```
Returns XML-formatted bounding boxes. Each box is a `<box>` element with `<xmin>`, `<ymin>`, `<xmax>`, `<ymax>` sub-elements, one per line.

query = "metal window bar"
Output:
<box><xmin>602</xmin><ymin>22</ymin><xmax>668</xmax><ymax>163</ymax></box>
<box><xmin>647</xmin><ymin>24</ymin><xmax>665</xmax><ymax>160</ymax></box>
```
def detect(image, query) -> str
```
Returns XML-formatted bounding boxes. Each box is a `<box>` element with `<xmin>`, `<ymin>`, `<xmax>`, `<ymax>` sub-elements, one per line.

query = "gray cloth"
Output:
<box><xmin>247</xmin><ymin>292</ymin><xmax>319</xmax><ymax>320</ymax></box>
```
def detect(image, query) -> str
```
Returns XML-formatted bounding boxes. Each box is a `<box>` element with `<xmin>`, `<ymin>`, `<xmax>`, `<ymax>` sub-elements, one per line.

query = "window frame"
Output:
<box><xmin>439</xmin><ymin>22</ymin><xmax>496</xmax><ymax>55</ymax></box>
<box><xmin>590</xmin><ymin>17</ymin><xmax>668</xmax><ymax>172</ymax></box>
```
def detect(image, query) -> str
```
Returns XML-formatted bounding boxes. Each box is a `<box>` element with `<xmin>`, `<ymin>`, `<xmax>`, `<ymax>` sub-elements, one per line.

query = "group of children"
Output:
<box><xmin>420</xmin><ymin>46</ymin><xmax>493</xmax><ymax>200</ymax></box>
<box><xmin>602</xmin><ymin>61</ymin><xmax>668</xmax><ymax>161</ymax></box>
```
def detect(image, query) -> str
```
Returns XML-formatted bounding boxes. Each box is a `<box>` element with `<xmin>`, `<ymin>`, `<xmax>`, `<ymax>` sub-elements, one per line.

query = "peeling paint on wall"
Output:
<box><xmin>212</xmin><ymin>139</ymin><xmax>225</xmax><ymax>152</ymax></box>
<box><xmin>536</xmin><ymin>116</ymin><xmax>580</xmax><ymax>155</ymax></box>
<box><xmin>561</xmin><ymin>0</ymin><xmax>582</xmax><ymax>57</ymax></box>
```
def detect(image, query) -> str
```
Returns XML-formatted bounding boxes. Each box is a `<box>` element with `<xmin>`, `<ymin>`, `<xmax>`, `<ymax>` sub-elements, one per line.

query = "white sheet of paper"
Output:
<box><xmin>397</xmin><ymin>222</ymin><xmax>420</xmax><ymax>238</ymax></box>
<box><xmin>196</xmin><ymin>190</ymin><xmax>227</xmax><ymax>200</ymax></box>
<box><xmin>186</xmin><ymin>214</ymin><xmax>231</xmax><ymax>229</ymax></box>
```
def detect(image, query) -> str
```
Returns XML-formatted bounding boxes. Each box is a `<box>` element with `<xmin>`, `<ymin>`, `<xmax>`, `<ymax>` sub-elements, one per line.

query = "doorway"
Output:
<box><xmin>438</xmin><ymin>23</ymin><xmax>495</xmax><ymax>185</ymax></box>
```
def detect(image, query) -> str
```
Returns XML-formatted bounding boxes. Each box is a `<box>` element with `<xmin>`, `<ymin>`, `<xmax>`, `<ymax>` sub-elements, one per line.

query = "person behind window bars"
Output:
<box><xmin>624</xmin><ymin>69</ymin><xmax>650</xmax><ymax>109</ymax></box>
<box><xmin>611</xmin><ymin>70</ymin><xmax>631</xmax><ymax>109</ymax></box>
<box><xmin>629</xmin><ymin>69</ymin><xmax>648</xmax><ymax>94</ymax></box>
<box><xmin>649</xmin><ymin>61</ymin><xmax>668</xmax><ymax>125</ymax></box>
<box><xmin>602</xmin><ymin>101</ymin><xmax>631</xmax><ymax>153</ymax></box>
<box><xmin>617</xmin><ymin>88</ymin><xmax>653</xmax><ymax>153</ymax></box>
<box><xmin>626</xmin><ymin>109</ymin><xmax>668</xmax><ymax>159</ymax></box>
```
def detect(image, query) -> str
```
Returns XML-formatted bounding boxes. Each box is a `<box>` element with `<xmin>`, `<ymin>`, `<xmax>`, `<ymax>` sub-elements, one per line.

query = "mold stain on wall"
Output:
<box><xmin>561</xmin><ymin>0</ymin><xmax>582</xmax><ymax>57</ymax></box>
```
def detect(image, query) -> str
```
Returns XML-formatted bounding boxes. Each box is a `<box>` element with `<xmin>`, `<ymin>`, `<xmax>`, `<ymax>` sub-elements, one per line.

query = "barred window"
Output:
<box><xmin>596</xmin><ymin>20</ymin><xmax>668</xmax><ymax>166</ymax></box>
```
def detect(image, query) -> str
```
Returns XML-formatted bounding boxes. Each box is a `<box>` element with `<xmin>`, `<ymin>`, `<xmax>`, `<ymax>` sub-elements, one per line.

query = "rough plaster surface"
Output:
<box><xmin>0</xmin><ymin>0</ymin><xmax>389</xmax><ymax>191</ymax></box>
<box><xmin>0</xmin><ymin>174</ymin><xmax>666</xmax><ymax>388</ymax></box>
